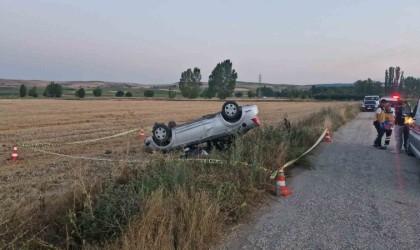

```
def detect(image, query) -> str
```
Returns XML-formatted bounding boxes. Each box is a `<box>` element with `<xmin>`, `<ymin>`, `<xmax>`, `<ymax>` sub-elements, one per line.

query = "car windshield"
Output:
<box><xmin>364</xmin><ymin>101</ymin><xmax>376</xmax><ymax>105</ymax></box>
<box><xmin>365</xmin><ymin>97</ymin><xmax>379</xmax><ymax>101</ymax></box>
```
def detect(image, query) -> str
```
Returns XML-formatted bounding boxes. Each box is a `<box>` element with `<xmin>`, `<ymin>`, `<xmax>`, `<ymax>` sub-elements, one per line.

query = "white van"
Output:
<box><xmin>362</xmin><ymin>96</ymin><xmax>380</xmax><ymax>112</ymax></box>
<box><xmin>364</xmin><ymin>95</ymin><xmax>380</xmax><ymax>105</ymax></box>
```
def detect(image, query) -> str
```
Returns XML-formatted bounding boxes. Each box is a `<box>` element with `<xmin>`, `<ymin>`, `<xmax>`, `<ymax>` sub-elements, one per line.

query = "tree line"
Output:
<box><xmin>18</xmin><ymin>81</ymin><xmax>167</xmax><ymax>99</ymax></box>
<box><xmin>258</xmin><ymin>66</ymin><xmax>419</xmax><ymax>100</ymax></box>
<box><xmin>17</xmin><ymin>65</ymin><xmax>419</xmax><ymax>100</ymax></box>
<box><xmin>19</xmin><ymin>82</ymin><xmax>64</xmax><ymax>98</ymax></box>
<box><xmin>19</xmin><ymin>84</ymin><xmax>38</xmax><ymax>97</ymax></box>
<box><xmin>19</xmin><ymin>82</ymin><xmax>104</xmax><ymax>98</ymax></box>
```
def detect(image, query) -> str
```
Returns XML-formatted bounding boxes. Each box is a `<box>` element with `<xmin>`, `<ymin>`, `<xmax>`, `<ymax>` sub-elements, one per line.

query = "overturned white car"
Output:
<box><xmin>144</xmin><ymin>101</ymin><xmax>260</xmax><ymax>152</ymax></box>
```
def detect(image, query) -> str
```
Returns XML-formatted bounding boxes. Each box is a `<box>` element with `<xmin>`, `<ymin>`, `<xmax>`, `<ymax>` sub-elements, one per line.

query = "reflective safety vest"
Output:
<box><xmin>374</xmin><ymin>108</ymin><xmax>386</xmax><ymax>123</ymax></box>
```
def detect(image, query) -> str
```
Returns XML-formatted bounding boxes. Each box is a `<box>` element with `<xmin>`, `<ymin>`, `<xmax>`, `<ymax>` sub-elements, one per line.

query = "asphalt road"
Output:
<box><xmin>221</xmin><ymin>112</ymin><xmax>420</xmax><ymax>249</ymax></box>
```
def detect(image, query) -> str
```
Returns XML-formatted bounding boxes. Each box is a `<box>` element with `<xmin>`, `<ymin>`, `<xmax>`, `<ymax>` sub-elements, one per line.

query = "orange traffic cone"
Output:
<box><xmin>324</xmin><ymin>129</ymin><xmax>332</xmax><ymax>142</ymax></box>
<box><xmin>275</xmin><ymin>168</ymin><xmax>293</xmax><ymax>197</ymax></box>
<box><xmin>11</xmin><ymin>146</ymin><xmax>19</xmax><ymax>162</ymax></box>
<box><xmin>139</xmin><ymin>129</ymin><xmax>145</xmax><ymax>140</ymax></box>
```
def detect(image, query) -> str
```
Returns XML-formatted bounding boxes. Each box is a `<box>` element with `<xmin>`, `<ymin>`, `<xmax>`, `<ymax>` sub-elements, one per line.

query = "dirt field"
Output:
<box><xmin>0</xmin><ymin>99</ymin><xmax>350</xmax><ymax>215</ymax></box>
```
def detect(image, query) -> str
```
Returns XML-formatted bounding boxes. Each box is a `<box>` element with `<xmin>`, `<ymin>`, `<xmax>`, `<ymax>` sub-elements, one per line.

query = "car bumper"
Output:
<box><xmin>364</xmin><ymin>106</ymin><xmax>376</xmax><ymax>111</ymax></box>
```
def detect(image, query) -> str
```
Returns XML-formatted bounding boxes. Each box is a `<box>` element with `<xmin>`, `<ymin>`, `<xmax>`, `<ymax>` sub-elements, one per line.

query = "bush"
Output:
<box><xmin>168</xmin><ymin>91</ymin><xmax>176</xmax><ymax>99</ymax></box>
<box><xmin>168</xmin><ymin>88</ymin><xmax>176</xmax><ymax>99</ymax></box>
<box><xmin>234</xmin><ymin>92</ymin><xmax>243</xmax><ymax>98</ymax></box>
<box><xmin>247</xmin><ymin>90</ymin><xmax>256</xmax><ymax>98</ymax></box>
<box><xmin>75</xmin><ymin>88</ymin><xmax>85</xmax><ymax>98</ymax></box>
<box><xmin>28</xmin><ymin>87</ymin><xmax>38</xmax><ymax>97</ymax></box>
<box><xmin>115</xmin><ymin>90</ymin><xmax>124</xmax><ymax>97</ymax></box>
<box><xmin>144</xmin><ymin>90</ymin><xmax>154</xmax><ymax>97</ymax></box>
<box><xmin>43</xmin><ymin>82</ymin><xmax>62</xmax><ymax>97</ymax></box>
<box><xmin>125</xmin><ymin>92</ymin><xmax>133</xmax><ymax>97</ymax></box>
<box><xmin>93</xmin><ymin>88</ymin><xmax>102</xmax><ymax>97</ymax></box>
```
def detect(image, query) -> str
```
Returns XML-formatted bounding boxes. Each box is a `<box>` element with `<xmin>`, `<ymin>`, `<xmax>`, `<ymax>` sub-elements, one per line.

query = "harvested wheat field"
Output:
<box><xmin>0</xmin><ymin>99</ymin><xmax>349</xmax><ymax>215</ymax></box>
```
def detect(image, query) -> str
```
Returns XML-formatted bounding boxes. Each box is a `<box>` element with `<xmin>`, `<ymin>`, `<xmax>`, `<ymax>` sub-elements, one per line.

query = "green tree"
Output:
<box><xmin>394</xmin><ymin>66</ymin><xmax>401</xmax><ymax>92</ymax></box>
<box><xmin>384</xmin><ymin>70</ymin><xmax>389</xmax><ymax>95</ymax></box>
<box><xmin>201</xmin><ymin>87</ymin><xmax>214</xmax><ymax>98</ymax></box>
<box><xmin>144</xmin><ymin>90</ymin><xmax>154</xmax><ymax>97</ymax></box>
<box><xmin>43</xmin><ymin>82</ymin><xmax>63</xmax><ymax>97</ymax></box>
<box><xmin>76</xmin><ymin>88</ymin><xmax>85</xmax><ymax>98</ymax></box>
<box><xmin>115</xmin><ymin>90</ymin><xmax>124</xmax><ymax>97</ymax></box>
<box><xmin>403</xmin><ymin>76</ymin><xmax>420</xmax><ymax>97</ymax></box>
<box><xmin>354</xmin><ymin>78</ymin><xmax>382</xmax><ymax>95</ymax></box>
<box><xmin>388</xmin><ymin>67</ymin><xmax>395</xmax><ymax>94</ymax></box>
<box><xmin>399</xmin><ymin>71</ymin><xmax>404</xmax><ymax>94</ymax></box>
<box><xmin>19</xmin><ymin>84</ymin><xmax>27</xmax><ymax>97</ymax></box>
<box><xmin>168</xmin><ymin>87</ymin><xmax>177</xmax><ymax>99</ymax></box>
<box><xmin>28</xmin><ymin>86</ymin><xmax>38</xmax><ymax>97</ymax></box>
<box><xmin>179</xmin><ymin>67</ymin><xmax>202</xmax><ymax>99</ymax></box>
<box><xmin>199</xmin><ymin>88</ymin><xmax>212</xmax><ymax>98</ymax></box>
<box><xmin>208</xmin><ymin>59</ymin><xmax>238</xmax><ymax>99</ymax></box>
<box><xmin>93</xmin><ymin>87</ymin><xmax>102</xmax><ymax>97</ymax></box>
<box><xmin>125</xmin><ymin>92</ymin><xmax>133</xmax><ymax>97</ymax></box>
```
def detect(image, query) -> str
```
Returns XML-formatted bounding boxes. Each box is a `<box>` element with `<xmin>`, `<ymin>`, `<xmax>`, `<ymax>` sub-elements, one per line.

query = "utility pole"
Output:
<box><xmin>258</xmin><ymin>73</ymin><xmax>262</xmax><ymax>98</ymax></box>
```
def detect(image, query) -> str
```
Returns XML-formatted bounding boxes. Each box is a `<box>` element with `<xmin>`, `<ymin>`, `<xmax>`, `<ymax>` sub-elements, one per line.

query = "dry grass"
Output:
<box><xmin>0</xmin><ymin>99</ymin><xmax>350</xmax><ymax>215</ymax></box>
<box><xmin>113</xmin><ymin>188</ymin><xmax>221</xmax><ymax>250</ymax></box>
<box><xmin>0</xmin><ymin>99</ymin><xmax>356</xmax><ymax>248</ymax></box>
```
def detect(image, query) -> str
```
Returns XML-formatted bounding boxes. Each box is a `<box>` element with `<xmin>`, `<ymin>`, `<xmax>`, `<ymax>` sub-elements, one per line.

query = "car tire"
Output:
<box><xmin>221</xmin><ymin>101</ymin><xmax>242</xmax><ymax>123</ymax></box>
<box><xmin>406</xmin><ymin>137</ymin><xmax>414</xmax><ymax>156</ymax></box>
<box><xmin>152</xmin><ymin>123</ymin><xmax>171</xmax><ymax>146</ymax></box>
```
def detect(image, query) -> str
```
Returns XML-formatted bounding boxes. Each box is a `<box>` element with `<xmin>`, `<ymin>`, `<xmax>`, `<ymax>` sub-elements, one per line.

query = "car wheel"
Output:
<box><xmin>221</xmin><ymin>101</ymin><xmax>242</xmax><ymax>122</ymax></box>
<box><xmin>152</xmin><ymin>123</ymin><xmax>171</xmax><ymax>146</ymax></box>
<box><xmin>406</xmin><ymin>137</ymin><xmax>414</xmax><ymax>156</ymax></box>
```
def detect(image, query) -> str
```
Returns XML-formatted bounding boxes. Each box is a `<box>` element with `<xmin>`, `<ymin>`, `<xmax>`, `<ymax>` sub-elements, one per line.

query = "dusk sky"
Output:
<box><xmin>1</xmin><ymin>0</ymin><xmax>419</xmax><ymax>85</ymax></box>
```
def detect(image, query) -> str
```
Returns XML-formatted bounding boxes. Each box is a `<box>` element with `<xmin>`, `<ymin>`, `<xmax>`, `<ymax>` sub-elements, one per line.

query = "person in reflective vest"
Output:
<box><xmin>373</xmin><ymin>99</ymin><xmax>387</xmax><ymax>149</ymax></box>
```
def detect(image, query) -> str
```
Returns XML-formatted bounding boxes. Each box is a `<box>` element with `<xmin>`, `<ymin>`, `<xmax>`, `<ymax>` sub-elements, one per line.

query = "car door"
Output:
<box><xmin>202</xmin><ymin>114</ymin><xmax>232</xmax><ymax>139</ymax></box>
<box><xmin>175</xmin><ymin>120</ymin><xmax>205</xmax><ymax>146</ymax></box>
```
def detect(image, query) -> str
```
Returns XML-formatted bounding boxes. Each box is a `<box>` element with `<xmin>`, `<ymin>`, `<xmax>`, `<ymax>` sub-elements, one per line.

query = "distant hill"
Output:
<box><xmin>181</xmin><ymin>81</ymin><xmax>298</xmax><ymax>92</ymax></box>
<box><xmin>0</xmin><ymin>78</ymin><xmax>354</xmax><ymax>90</ymax></box>
<box><xmin>0</xmin><ymin>78</ymin><xmax>147</xmax><ymax>89</ymax></box>
<box><xmin>313</xmin><ymin>83</ymin><xmax>353</xmax><ymax>87</ymax></box>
